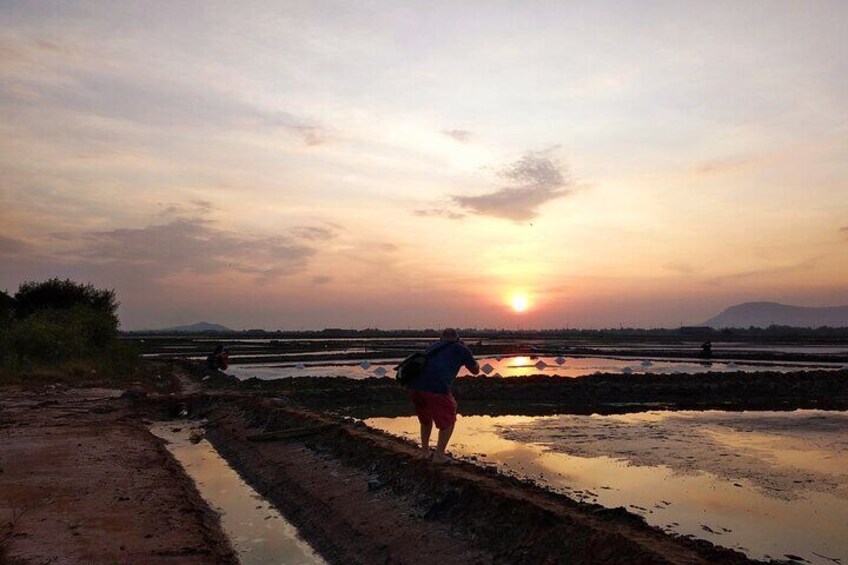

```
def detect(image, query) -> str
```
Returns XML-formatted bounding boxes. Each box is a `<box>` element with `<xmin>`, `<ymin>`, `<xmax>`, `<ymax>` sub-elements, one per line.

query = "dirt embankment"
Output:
<box><xmin>193</xmin><ymin>367</ymin><xmax>848</xmax><ymax>417</ymax></box>
<box><xmin>0</xmin><ymin>387</ymin><xmax>237</xmax><ymax>565</ymax></box>
<box><xmin>192</xmin><ymin>396</ymin><xmax>758</xmax><ymax>565</ymax></box>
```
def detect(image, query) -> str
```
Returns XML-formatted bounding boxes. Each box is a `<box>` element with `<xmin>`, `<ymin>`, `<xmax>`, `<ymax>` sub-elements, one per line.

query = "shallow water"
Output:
<box><xmin>150</xmin><ymin>424</ymin><xmax>326</xmax><ymax>565</ymax></box>
<box><xmin>226</xmin><ymin>354</ymin><xmax>839</xmax><ymax>381</ymax></box>
<box><xmin>366</xmin><ymin>410</ymin><xmax>848</xmax><ymax>564</ymax></box>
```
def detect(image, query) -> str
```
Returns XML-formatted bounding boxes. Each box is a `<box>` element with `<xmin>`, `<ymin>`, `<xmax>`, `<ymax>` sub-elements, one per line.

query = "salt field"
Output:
<box><xmin>225</xmin><ymin>354</ymin><xmax>841</xmax><ymax>381</ymax></box>
<box><xmin>367</xmin><ymin>410</ymin><xmax>848</xmax><ymax>564</ymax></box>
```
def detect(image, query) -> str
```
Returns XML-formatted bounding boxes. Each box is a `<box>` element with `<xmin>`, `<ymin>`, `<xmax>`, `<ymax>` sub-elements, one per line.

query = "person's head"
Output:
<box><xmin>441</xmin><ymin>328</ymin><xmax>459</xmax><ymax>342</ymax></box>
<box><xmin>214</xmin><ymin>344</ymin><xmax>224</xmax><ymax>354</ymax></box>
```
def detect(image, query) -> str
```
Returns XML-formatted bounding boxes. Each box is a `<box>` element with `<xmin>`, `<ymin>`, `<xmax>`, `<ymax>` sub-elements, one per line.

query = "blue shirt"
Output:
<box><xmin>408</xmin><ymin>340</ymin><xmax>476</xmax><ymax>394</ymax></box>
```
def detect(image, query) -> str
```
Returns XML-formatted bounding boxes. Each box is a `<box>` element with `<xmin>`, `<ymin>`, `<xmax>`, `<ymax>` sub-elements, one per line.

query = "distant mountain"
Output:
<box><xmin>157</xmin><ymin>322</ymin><xmax>234</xmax><ymax>333</ymax></box>
<box><xmin>703</xmin><ymin>302</ymin><xmax>848</xmax><ymax>328</ymax></box>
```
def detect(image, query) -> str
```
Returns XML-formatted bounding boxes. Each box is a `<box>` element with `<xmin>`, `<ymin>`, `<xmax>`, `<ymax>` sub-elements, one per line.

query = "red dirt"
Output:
<box><xmin>0</xmin><ymin>387</ymin><xmax>236</xmax><ymax>565</ymax></box>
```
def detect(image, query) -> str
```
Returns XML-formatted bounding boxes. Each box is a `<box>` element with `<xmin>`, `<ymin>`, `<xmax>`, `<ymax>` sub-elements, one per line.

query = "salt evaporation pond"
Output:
<box><xmin>367</xmin><ymin>410</ymin><xmax>848</xmax><ymax>564</ymax></box>
<box><xmin>226</xmin><ymin>354</ymin><xmax>840</xmax><ymax>381</ymax></box>
<box><xmin>151</xmin><ymin>424</ymin><xmax>326</xmax><ymax>565</ymax></box>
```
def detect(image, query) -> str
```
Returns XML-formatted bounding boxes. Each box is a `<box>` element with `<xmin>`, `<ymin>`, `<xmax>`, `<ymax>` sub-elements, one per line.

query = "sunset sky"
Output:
<box><xmin>2</xmin><ymin>1</ymin><xmax>847</xmax><ymax>330</ymax></box>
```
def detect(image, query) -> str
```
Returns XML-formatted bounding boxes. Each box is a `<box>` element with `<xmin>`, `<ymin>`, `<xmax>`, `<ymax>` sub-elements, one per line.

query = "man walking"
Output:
<box><xmin>407</xmin><ymin>328</ymin><xmax>479</xmax><ymax>463</ymax></box>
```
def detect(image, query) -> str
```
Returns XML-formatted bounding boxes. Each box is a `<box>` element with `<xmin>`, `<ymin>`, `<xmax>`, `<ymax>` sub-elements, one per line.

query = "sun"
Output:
<box><xmin>510</xmin><ymin>293</ymin><xmax>529</xmax><ymax>313</ymax></box>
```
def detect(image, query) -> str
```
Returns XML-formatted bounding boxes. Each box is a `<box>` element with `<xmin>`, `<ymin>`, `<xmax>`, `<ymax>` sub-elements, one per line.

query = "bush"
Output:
<box><xmin>14</xmin><ymin>278</ymin><xmax>118</xmax><ymax>322</ymax></box>
<box><xmin>0</xmin><ymin>279</ymin><xmax>125</xmax><ymax>372</ymax></box>
<box><xmin>0</xmin><ymin>290</ymin><xmax>14</xmax><ymax>325</ymax></box>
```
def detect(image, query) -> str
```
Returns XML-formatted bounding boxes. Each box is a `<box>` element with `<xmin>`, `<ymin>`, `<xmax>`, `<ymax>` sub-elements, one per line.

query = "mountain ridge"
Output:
<box><xmin>153</xmin><ymin>321</ymin><xmax>234</xmax><ymax>333</ymax></box>
<box><xmin>703</xmin><ymin>302</ymin><xmax>848</xmax><ymax>328</ymax></box>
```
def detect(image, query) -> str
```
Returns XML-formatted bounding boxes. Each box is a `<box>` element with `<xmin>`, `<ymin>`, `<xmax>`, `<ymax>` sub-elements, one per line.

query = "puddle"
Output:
<box><xmin>150</xmin><ymin>424</ymin><xmax>326</xmax><ymax>565</ymax></box>
<box><xmin>225</xmin><ymin>354</ymin><xmax>839</xmax><ymax>381</ymax></box>
<box><xmin>366</xmin><ymin>410</ymin><xmax>848</xmax><ymax>564</ymax></box>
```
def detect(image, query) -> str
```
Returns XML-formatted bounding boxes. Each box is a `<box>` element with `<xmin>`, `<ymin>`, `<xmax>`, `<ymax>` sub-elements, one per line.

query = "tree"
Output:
<box><xmin>1</xmin><ymin>280</ymin><xmax>122</xmax><ymax>366</ymax></box>
<box><xmin>0</xmin><ymin>290</ymin><xmax>14</xmax><ymax>325</ymax></box>
<box><xmin>14</xmin><ymin>278</ymin><xmax>118</xmax><ymax>322</ymax></box>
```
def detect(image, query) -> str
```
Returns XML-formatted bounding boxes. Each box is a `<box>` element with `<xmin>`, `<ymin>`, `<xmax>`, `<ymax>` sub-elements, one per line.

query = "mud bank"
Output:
<box><xmin>195</xmin><ymin>396</ymin><xmax>757</xmax><ymax>564</ymax></box>
<box><xmin>540</xmin><ymin>347</ymin><xmax>848</xmax><ymax>365</ymax></box>
<box><xmin>0</xmin><ymin>388</ymin><xmax>237</xmax><ymax>564</ymax></box>
<box><xmin>193</xmin><ymin>367</ymin><xmax>848</xmax><ymax>417</ymax></box>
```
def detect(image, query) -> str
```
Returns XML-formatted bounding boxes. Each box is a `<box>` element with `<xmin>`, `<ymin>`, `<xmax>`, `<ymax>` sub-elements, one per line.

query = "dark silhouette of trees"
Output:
<box><xmin>1</xmin><ymin>279</ymin><xmax>122</xmax><ymax>366</ymax></box>
<box><xmin>14</xmin><ymin>278</ymin><xmax>118</xmax><ymax>321</ymax></box>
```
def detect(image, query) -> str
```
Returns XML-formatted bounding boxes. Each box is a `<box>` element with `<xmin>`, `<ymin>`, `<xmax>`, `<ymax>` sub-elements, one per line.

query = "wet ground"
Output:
<box><xmin>3</xmin><ymin>351</ymin><xmax>847</xmax><ymax>564</ymax></box>
<box><xmin>200</xmin><ymin>397</ymin><xmax>754</xmax><ymax>564</ymax></box>
<box><xmin>367</xmin><ymin>410</ymin><xmax>848</xmax><ymax>564</ymax></box>
<box><xmin>150</xmin><ymin>423</ymin><xmax>326</xmax><ymax>565</ymax></box>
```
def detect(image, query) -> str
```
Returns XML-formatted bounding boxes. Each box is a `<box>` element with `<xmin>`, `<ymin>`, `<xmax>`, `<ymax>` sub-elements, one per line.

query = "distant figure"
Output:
<box><xmin>700</xmin><ymin>340</ymin><xmax>712</xmax><ymax>359</ymax></box>
<box><xmin>206</xmin><ymin>344</ymin><xmax>229</xmax><ymax>371</ymax></box>
<box><xmin>407</xmin><ymin>328</ymin><xmax>479</xmax><ymax>464</ymax></box>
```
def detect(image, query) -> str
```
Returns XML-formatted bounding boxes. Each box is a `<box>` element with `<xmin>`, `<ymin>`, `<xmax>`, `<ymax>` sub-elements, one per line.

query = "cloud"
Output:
<box><xmin>663</xmin><ymin>262</ymin><xmax>696</xmax><ymax>275</ymax></box>
<box><xmin>453</xmin><ymin>152</ymin><xmax>573</xmax><ymax>221</ymax></box>
<box><xmin>0</xmin><ymin>36</ymin><xmax>324</xmax><ymax>144</ymax></box>
<box><xmin>159</xmin><ymin>199</ymin><xmax>215</xmax><ymax>218</ymax></box>
<box><xmin>0</xmin><ymin>234</ymin><xmax>31</xmax><ymax>256</ymax></box>
<box><xmin>295</xmin><ymin>126</ymin><xmax>329</xmax><ymax>146</ymax></box>
<box><xmin>442</xmin><ymin>129</ymin><xmax>472</xmax><ymax>142</ymax></box>
<box><xmin>311</xmin><ymin>275</ymin><xmax>332</xmax><ymax>285</ymax></box>
<box><xmin>840</xmin><ymin>226</ymin><xmax>848</xmax><ymax>237</ymax></box>
<box><xmin>708</xmin><ymin>256</ymin><xmax>822</xmax><ymax>286</ymax></box>
<box><xmin>291</xmin><ymin>226</ymin><xmax>336</xmax><ymax>241</ymax></box>
<box><xmin>414</xmin><ymin>209</ymin><xmax>465</xmax><ymax>220</ymax></box>
<box><xmin>71</xmin><ymin>217</ymin><xmax>315</xmax><ymax>281</ymax></box>
<box><xmin>694</xmin><ymin>157</ymin><xmax>754</xmax><ymax>174</ymax></box>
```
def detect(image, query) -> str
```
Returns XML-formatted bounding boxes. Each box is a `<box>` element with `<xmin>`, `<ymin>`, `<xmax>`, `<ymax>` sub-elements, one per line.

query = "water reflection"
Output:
<box><xmin>226</xmin><ymin>355</ymin><xmax>838</xmax><ymax>381</ymax></box>
<box><xmin>150</xmin><ymin>424</ymin><xmax>326</xmax><ymax>565</ymax></box>
<box><xmin>366</xmin><ymin>410</ymin><xmax>848</xmax><ymax>564</ymax></box>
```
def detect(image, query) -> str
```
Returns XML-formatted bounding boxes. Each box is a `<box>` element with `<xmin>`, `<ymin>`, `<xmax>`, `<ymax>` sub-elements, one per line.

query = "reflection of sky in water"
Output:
<box><xmin>150</xmin><ymin>425</ymin><xmax>325</xmax><ymax>565</ymax></box>
<box><xmin>366</xmin><ymin>411</ymin><xmax>848</xmax><ymax>565</ymax></box>
<box><xmin>226</xmin><ymin>355</ymin><xmax>839</xmax><ymax>381</ymax></box>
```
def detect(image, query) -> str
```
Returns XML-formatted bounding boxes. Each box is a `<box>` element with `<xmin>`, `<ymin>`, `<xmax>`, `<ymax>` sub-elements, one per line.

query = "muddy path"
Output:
<box><xmin>185</xmin><ymin>395</ymin><xmax>758</xmax><ymax>564</ymax></box>
<box><xmin>0</xmin><ymin>388</ymin><xmax>237</xmax><ymax>565</ymax></box>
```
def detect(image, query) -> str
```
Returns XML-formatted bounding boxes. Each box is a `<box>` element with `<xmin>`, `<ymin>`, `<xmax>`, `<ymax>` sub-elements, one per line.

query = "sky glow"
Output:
<box><xmin>1</xmin><ymin>1</ymin><xmax>847</xmax><ymax>329</ymax></box>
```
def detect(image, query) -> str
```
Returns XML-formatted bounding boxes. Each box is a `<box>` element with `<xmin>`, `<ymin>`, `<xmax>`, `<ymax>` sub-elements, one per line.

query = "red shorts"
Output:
<box><xmin>409</xmin><ymin>390</ymin><xmax>457</xmax><ymax>430</ymax></box>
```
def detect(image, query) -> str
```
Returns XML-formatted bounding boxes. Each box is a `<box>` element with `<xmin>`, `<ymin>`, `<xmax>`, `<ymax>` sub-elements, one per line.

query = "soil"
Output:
<box><xmin>185</xmin><ymin>395</ymin><xmax>759</xmax><ymax>564</ymax></box>
<box><xmin>3</xmin><ymin>360</ymin><xmax>844</xmax><ymax>564</ymax></box>
<box><xmin>192</xmin><ymin>367</ymin><xmax>848</xmax><ymax>417</ymax></box>
<box><xmin>0</xmin><ymin>387</ymin><xmax>237</xmax><ymax>565</ymax></box>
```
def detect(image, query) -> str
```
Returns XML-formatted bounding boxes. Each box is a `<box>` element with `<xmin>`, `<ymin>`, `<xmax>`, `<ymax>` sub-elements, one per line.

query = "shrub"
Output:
<box><xmin>14</xmin><ymin>278</ymin><xmax>118</xmax><ymax>322</ymax></box>
<box><xmin>0</xmin><ymin>280</ymin><xmax>124</xmax><ymax>371</ymax></box>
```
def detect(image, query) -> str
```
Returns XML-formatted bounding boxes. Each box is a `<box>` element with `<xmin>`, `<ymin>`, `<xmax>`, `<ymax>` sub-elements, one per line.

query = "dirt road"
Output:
<box><xmin>0</xmin><ymin>387</ymin><xmax>236</xmax><ymax>565</ymax></box>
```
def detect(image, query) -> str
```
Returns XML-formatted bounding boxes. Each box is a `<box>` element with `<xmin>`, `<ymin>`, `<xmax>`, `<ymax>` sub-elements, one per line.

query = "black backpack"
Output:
<box><xmin>394</xmin><ymin>341</ymin><xmax>455</xmax><ymax>386</ymax></box>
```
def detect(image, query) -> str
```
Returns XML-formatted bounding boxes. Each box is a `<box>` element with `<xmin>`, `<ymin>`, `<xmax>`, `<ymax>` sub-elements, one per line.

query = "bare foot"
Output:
<box><xmin>432</xmin><ymin>452</ymin><xmax>453</xmax><ymax>465</ymax></box>
<box><xmin>420</xmin><ymin>447</ymin><xmax>433</xmax><ymax>460</ymax></box>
